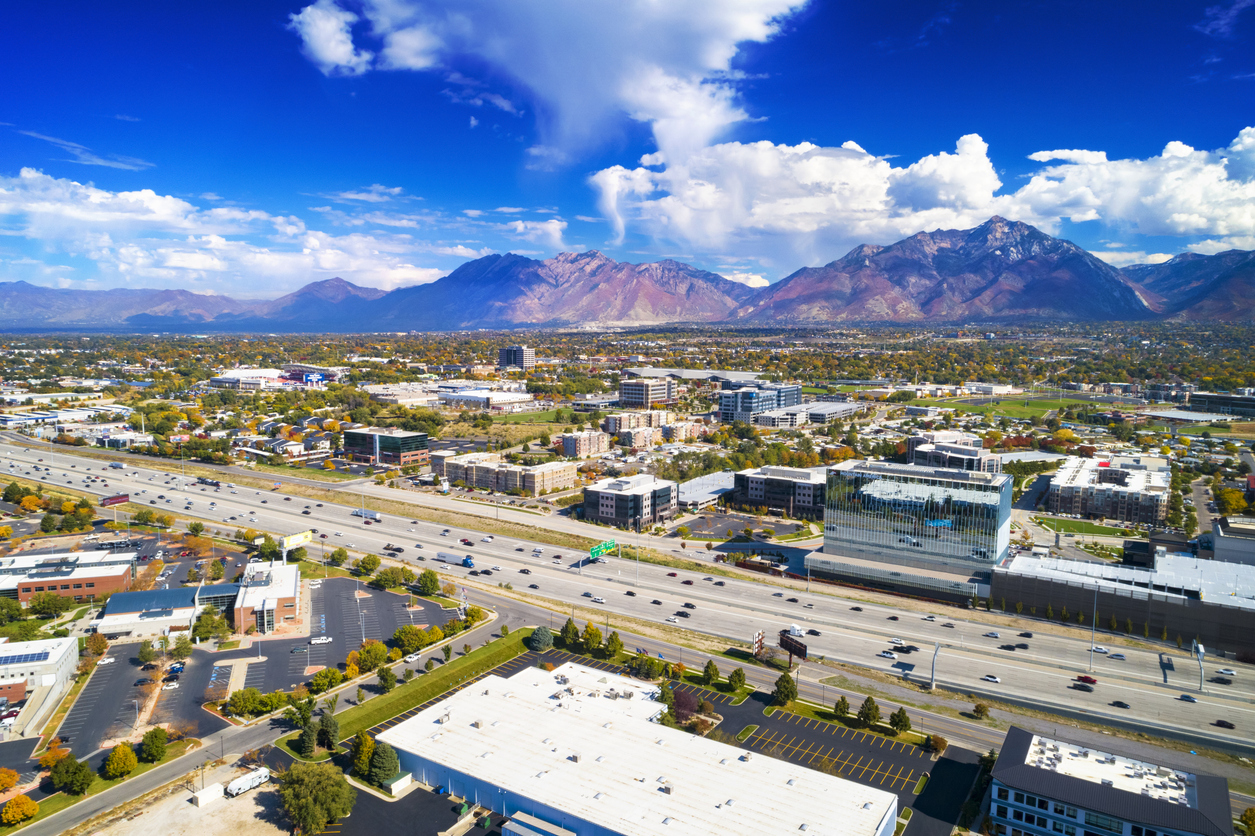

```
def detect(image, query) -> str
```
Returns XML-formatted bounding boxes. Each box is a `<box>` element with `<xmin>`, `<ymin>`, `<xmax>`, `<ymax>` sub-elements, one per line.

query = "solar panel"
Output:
<box><xmin>0</xmin><ymin>650</ymin><xmax>50</xmax><ymax>666</ymax></box>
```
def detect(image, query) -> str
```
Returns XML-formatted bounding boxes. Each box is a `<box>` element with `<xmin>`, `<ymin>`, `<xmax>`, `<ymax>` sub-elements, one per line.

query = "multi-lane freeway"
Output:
<box><xmin>2</xmin><ymin>438</ymin><xmax>1251</xmax><ymax>754</ymax></box>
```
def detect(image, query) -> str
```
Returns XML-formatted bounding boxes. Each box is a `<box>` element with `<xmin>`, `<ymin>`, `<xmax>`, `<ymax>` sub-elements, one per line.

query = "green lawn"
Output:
<box><xmin>491</xmin><ymin>410</ymin><xmax>562</xmax><ymax>424</ymax></box>
<box><xmin>914</xmin><ymin>774</ymin><xmax>929</xmax><ymax>794</ymax></box>
<box><xmin>1033</xmin><ymin>517</ymin><xmax>1130</xmax><ymax>536</ymax></box>
<box><xmin>771</xmin><ymin>699</ymin><xmax>928</xmax><ymax>748</ymax></box>
<box><xmin>736</xmin><ymin>724</ymin><xmax>758</xmax><ymax>741</ymax></box>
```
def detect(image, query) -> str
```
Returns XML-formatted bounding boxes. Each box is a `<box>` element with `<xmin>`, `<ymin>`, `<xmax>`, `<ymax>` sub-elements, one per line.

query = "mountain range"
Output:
<box><xmin>0</xmin><ymin>217</ymin><xmax>1250</xmax><ymax>331</ymax></box>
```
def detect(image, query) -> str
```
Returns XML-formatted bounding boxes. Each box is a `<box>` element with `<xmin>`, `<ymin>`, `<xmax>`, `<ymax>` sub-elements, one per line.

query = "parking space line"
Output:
<box><xmin>808</xmin><ymin>745</ymin><xmax>832</xmax><ymax>765</ymax></box>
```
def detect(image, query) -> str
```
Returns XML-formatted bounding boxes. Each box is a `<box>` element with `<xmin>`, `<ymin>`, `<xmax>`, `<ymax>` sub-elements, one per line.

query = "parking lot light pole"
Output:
<box><xmin>132</xmin><ymin>699</ymin><xmax>138</xmax><ymax>729</ymax></box>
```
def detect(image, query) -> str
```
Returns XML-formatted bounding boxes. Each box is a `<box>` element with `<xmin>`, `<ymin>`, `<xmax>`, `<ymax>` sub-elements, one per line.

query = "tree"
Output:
<box><xmin>50</xmin><ymin>757</ymin><xmax>94</xmax><ymax>795</ymax></box>
<box><xmin>835</xmin><ymin>695</ymin><xmax>850</xmax><ymax>717</ymax></box>
<box><xmin>772</xmin><ymin>672</ymin><xmax>797</xmax><ymax>706</ymax></box>
<box><xmin>500</xmin><ymin>624</ymin><xmax>510</xmax><ymax>637</ymax></box>
<box><xmin>0</xmin><ymin>768</ymin><xmax>17</xmax><ymax>792</ymax></box>
<box><xmin>103</xmin><ymin>743</ymin><xmax>138</xmax><ymax>779</ymax></box>
<box><xmin>86</xmin><ymin>631</ymin><xmax>109</xmax><ymax>656</ymax></box>
<box><xmin>559</xmin><ymin>617</ymin><xmax>580</xmax><ymax>648</ymax></box>
<box><xmin>208</xmin><ymin>559</ymin><xmax>225</xmax><ymax>581</ymax></box>
<box><xmin>441</xmin><ymin>644</ymin><xmax>452</xmax><ymax>661</ymax></box>
<box><xmin>318</xmin><ymin>712</ymin><xmax>340</xmax><ymax>750</ymax></box>
<box><xmin>29</xmin><ymin>591</ymin><xmax>74</xmax><ymax>618</ymax></box>
<box><xmin>1</xmin><ymin>795</ymin><xmax>37</xmax><ymax>825</ymax></box>
<box><xmin>39</xmin><ymin>738</ymin><xmax>69</xmax><ymax>770</ymax></box>
<box><xmin>140</xmin><ymin>728</ymin><xmax>167</xmax><ymax>763</ymax></box>
<box><xmin>424</xmin><ymin>658</ymin><xmax>435</xmax><ymax>672</ymax></box>
<box><xmin>672</xmin><ymin>688</ymin><xmax>698</xmax><ymax>723</ymax></box>
<box><xmin>728</xmin><ymin>667</ymin><xmax>746</xmax><ymax>691</ymax></box>
<box><xmin>186</xmin><ymin>566</ymin><xmax>200</xmax><ymax>584</ymax></box>
<box><xmin>377</xmin><ymin>665</ymin><xmax>397</xmax><ymax>694</ymax></box>
<box><xmin>703</xmin><ymin>659</ymin><xmax>720</xmax><ymax>686</ymax></box>
<box><xmin>581</xmin><ymin>621</ymin><xmax>603</xmax><ymax>655</ymax></box>
<box><xmin>604</xmin><ymin>630</ymin><xmax>624</xmax><ymax>660</ymax></box>
<box><xmin>355</xmin><ymin>554</ymin><xmax>381</xmax><ymax>575</ymax></box>
<box><xmin>0</xmin><ymin>598</ymin><xmax>21</xmax><ymax>625</ymax></box>
<box><xmin>40</xmin><ymin>513</ymin><xmax>59</xmax><ymax>533</ymax></box>
<box><xmin>350</xmin><ymin>731</ymin><xmax>375</xmax><ymax>778</ymax></box>
<box><xmin>310</xmin><ymin>667</ymin><xmax>344</xmax><ymax>694</ymax></box>
<box><xmin>889</xmin><ymin>707</ymin><xmax>912</xmax><ymax>735</ymax></box>
<box><xmin>417</xmin><ymin>568</ymin><xmax>440</xmax><ymax>595</ymax></box>
<box><xmin>857</xmin><ymin>696</ymin><xmax>881</xmax><ymax>728</ymax></box>
<box><xmin>929</xmin><ymin>734</ymin><xmax>948</xmax><ymax>755</ymax></box>
<box><xmin>368</xmin><ymin>740</ymin><xmax>400</xmax><ymax>786</ymax></box>
<box><xmin>187</xmin><ymin>521</ymin><xmax>205</xmax><ymax>536</ymax></box>
<box><xmin>393</xmin><ymin>624</ymin><xmax>427</xmax><ymax>654</ymax></box>
<box><xmin>373</xmin><ymin>566</ymin><xmax>415</xmax><ymax>590</ymax></box>
<box><xmin>357</xmin><ymin>640</ymin><xmax>387</xmax><ymax>672</ymax></box>
<box><xmin>329</xmin><ymin>547</ymin><xmax>349</xmax><ymax>567</ymax></box>
<box><xmin>137</xmin><ymin>640</ymin><xmax>156</xmax><ymax>665</ymax></box>
<box><xmin>298</xmin><ymin>723</ymin><xmax>319</xmax><ymax>758</ymax></box>
<box><xmin>279</xmin><ymin>762</ymin><xmax>357</xmax><ymax>836</ymax></box>
<box><xmin>172</xmin><ymin>634</ymin><xmax>193</xmax><ymax>660</ymax></box>
<box><xmin>973</xmin><ymin>703</ymin><xmax>990</xmax><ymax>720</ymax></box>
<box><xmin>1240</xmin><ymin>808</ymin><xmax>1255</xmax><ymax>836</ymax></box>
<box><xmin>528</xmin><ymin>625</ymin><xmax>553</xmax><ymax>651</ymax></box>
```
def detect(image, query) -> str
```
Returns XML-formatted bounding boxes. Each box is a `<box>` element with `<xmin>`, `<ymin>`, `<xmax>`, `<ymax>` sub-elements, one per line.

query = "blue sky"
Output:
<box><xmin>2</xmin><ymin>0</ymin><xmax>1253</xmax><ymax>296</ymax></box>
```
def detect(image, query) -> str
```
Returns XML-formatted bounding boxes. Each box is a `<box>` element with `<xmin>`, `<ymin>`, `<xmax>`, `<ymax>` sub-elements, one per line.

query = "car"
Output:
<box><xmin>291</xmin><ymin>646</ymin><xmax>308</xmax><ymax>654</ymax></box>
<box><xmin>1111</xmin><ymin>700</ymin><xmax>1130</xmax><ymax>709</ymax></box>
<box><xmin>334</xmin><ymin>531</ymin><xmax>343</xmax><ymax>537</ymax></box>
<box><xmin>887</xmin><ymin>615</ymin><xmax>899</xmax><ymax>621</ymax></box>
<box><xmin>665</xmin><ymin>616</ymin><xmax>679</xmax><ymax>623</ymax></box>
<box><xmin>1076</xmin><ymin>675</ymin><xmax>1097</xmax><ymax>684</ymax></box>
<box><xmin>320</xmin><ymin>534</ymin><xmax>328</xmax><ymax>539</ymax></box>
<box><xmin>888</xmin><ymin>638</ymin><xmax>904</xmax><ymax>645</ymax></box>
<box><xmin>162</xmin><ymin>674</ymin><xmax>180</xmax><ymax>683</ymax></box>
<box><xmin>714</xmin><ymin>581</ymin><xmax>725</xmax><ymax>586</ymax></box>
<box><xmin>528</xmin><ymin>583</ymin><xmax>540</xmax><ymax>589</ymax></box>
<box><xmin>676</xmin><ymin>611</ymin><xmax>691</xmax><ymax>618</ymax></box>
<box><xmin>850</xmin><ymin>606</ymin><xmax>862</xmax><ymax>612</ymax></box>
<box><xmin>786</xmin><ymin>597</ymin><xmax>798</xmax><ymax>603</ymax></box>
<box><xmin>302</xmin><ymin>510</ymin><xmax>311</xmax><ymax>515</ymax></box>
<box><xmin>682</xmin><ymin>602</ymin><xmax>696</xmax><ymax>609</ymax></box>
<box><xmin>97</xmin><ymin>656</ymin><xmax>115</xmax><ymax>665</ymax></box>
<box><xmin>651</xmin><ymin>599</ymin><xmax>662</xmax><ymax>605</ymax></box>
<box><xmin>1073</xmin><ymin>683</ymin><xmax>1094</xmax><ymax>692</ymax></box>
<box><xmin>310</xmin><ymin>636</ymin><xmax>333</xmax><ymax>645</ymax></box>
<box><xmin>982</xmin><ymin>631</ymin><xmax>1000</xmax><ymax>638</ymax></box>
<box><xmin>284</xmin><ymin>497</ymin><xmax>291</xmax><ymax>501</ymax></box>
<box><xmin>480</xmin><ymin>570</ymin><xmax>493</xmax><ymax>576</ymax></box>
<box><xmin>922</xmin><ymin>615</ymin><xmax>936</xmax><ymax>621</ymax></box>
<box><xmin>592</xmin><ymin>597</ymin><xmax>605</xmax><ymax>604</ymax></box>
<box><xmin>667</xmin><ymin>572</ymin><xmax>678</xmax><ymax>577</ymax></box>
<box><xmin>1018</xmin><ymin>632</ymin><xmax>1034</xmax><ymax>638</ymax></box>
<box><xmin>162</xmin><ymin>682</ymin><xmax>179</xmax><ymax>691</ymax></box>
<box><xmin>1180</xmin><ymin>694</ymin><xmax>1198</xmax><ymax>703</ymax></box>
<box><xmin>135</xmin><ymin>678</ymin><xmax>153</xmax><ymax>686</ymax></box>
<box><xmin>582</xmin><ymin>591</ymin><xmax>593</xmax><ymax>598</ymax></box>
<box><xmin>1215</xmin><ymin>719</ymin><xmax>1235</xmax><ymax>729</ymax></box>
<box><xmin>625</xmin><ymin>590</ymin><xmax>636</xmax><ymax>596</ymax></box>
<box><xmin>681</xmin><ymin>579</ymin><xmax>694</xmax><ymax>585</ymax></box>
<box><xmin>468</xmin><ymin>570</ymin><xmax>481</xmax><ymax>576</ymax></box>
<box><xmin>943</xmin><ymin>622</ymin><xmax>955</xmax><ymax>628</ymax></box>
<box><xmin>142</xmin><ymin>662</ymin><xmax>159</xmax><ymax>672</ymax></box>
<box><xmin>519</xmin><ymin>568</ymin><xmax>532</xmax><ymax>574</ymax></box>
<box><xmin>807</xmin><ymin>629</ymin><xmax>821</xmax><ymax>636</ymax></box>
<box><xmin>878</xmin><ymin>651</ymin><xmax>898</xmax><ymax>659</ymax></box>
<box><xmin>491</xmin><ymin>565</ymin><xmax>502</xmax><ymax>571</ymax></box>
<box><xmin>1218</xmin><ymin>668</ymin><xmax>1237</xmax><ymax>676</ymax></box>
<box><xmin>1108</xmin><ymin>653</ymin><xmax>1126</xmax><ymax>661</ymax></box>
<box><xmin>980</xmin><ymin>674</ymin><xmax>1003</xmax><ymax>683</ymax></box>
<box><xmin>1091</xmin><ymin>646</ymin><xmax>1108</xmax><ymax>654</ymax></box>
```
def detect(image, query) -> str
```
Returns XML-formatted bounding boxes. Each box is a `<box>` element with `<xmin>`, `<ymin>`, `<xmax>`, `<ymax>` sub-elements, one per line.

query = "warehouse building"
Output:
<box><xmin>378</xmin><ymin>661</ymin><xmax>898</xmax><ymax>836</ymax></box>
<box><xmin>990</xmin><ymin>726</ymin><xmax>1231</xmax><ymax>836</ymax></box>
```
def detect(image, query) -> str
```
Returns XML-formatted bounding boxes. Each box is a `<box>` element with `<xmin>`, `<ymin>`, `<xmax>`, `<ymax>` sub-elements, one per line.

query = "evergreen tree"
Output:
<box><xmin>604</xmin><ymin>630</ymin><xmax>623</xmax><ymax>659</ymax></box>
<box><xmin>318</xmin><ymin>712</ymin><xmax>340</xmax><ymax>750</ymax></box>
<box><xmin>368</xmin><ymin>741</ymin><xmax>400</xmax><ymax>786</ymax></box>
<box><xmin>377</xmin><ymin>665</ymin><xmax>397</xmax><ymax>693</ymax></box>
<box><xmin>727</xmin><ymin>667</ymin><xmax>746</xmax><ymax>690</ymax></box>
<box><xmin>772</xmin><ymin>673</ymin><xmax>797</xmax><ymax>706</ymax></box>
<box><xmin>528</xmin><ymin>626</ymin><xmax>553</xmax><ymax>651</ymax></box>
<box><xmin>140</xmin><ymin>728</ymin><xmax>167</xmax><ymax>763</ymax></box>
<box><xmin>889</xmin><ymin>707</ymin><xmax>912</xmax><ymax>735</ymax></box>
<box><xmin>298</xmin><ymin>722</ymin><xmax>319</xmax><ymax>758</ymax></box>
<box><xmin>835</xmin><ymin>695</ymin><xmax>850</xmax><ymax>717</ymax></box>
<box><xmin>559</xmin><ymin>618</ymin><xmax>580</xmax><ymax>648</ymax></box>
<box><xmin>857</xmin><ymin>696</ymin><xmax>881</xmax><ymax>728</ymax></box>
<box><xmin>137</xmin><ymin>641</ymin><xmax>155</xmax><ymax>665</ymax></box>
<box><xmin>703</xmin><ymin>659</ymin><xmax>720</xmax><ymax>686</ymax></box>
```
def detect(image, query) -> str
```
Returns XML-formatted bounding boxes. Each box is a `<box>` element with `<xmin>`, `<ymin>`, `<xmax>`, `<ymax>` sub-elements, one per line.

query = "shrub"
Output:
<box><xmin>973</xmin><ymin>703</ymin><xmax>990</xmax><ymax>720</ymax></box>
<box><xmin>50</xmin><ymin>757</ymin><xmax>94</xmax><ymax>795</ymax></box>
<box><xmin>929</xmin><ymin>734</ymin><xmax>949</xmax><ymax>755</ymax></box>
<box><xmin>0</xmin><ymin>768</ymin><xmax>18</xmax><ymax>792</ymax></box>
<box><xmin>527</xmin><ymin>626</ymin><xmax>553</xmax><ymax>652</ymax></box>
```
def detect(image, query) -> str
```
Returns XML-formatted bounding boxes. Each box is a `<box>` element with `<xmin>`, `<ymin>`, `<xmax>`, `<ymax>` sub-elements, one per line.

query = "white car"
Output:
<box><xmin>592</xmin><ymin>597</ymin><xmax>605</xmax><ymax>604</ymax></box>
<box><xmin>665</xmin><ymin>616</ymin><xmax>679</xmax><ymax>623</ymax></box>
<box><xmin>981</xmin><ymin>674</ymin><xmax>1001</xmax><ymax>683</ymax></box>
<box><xmin>1108</xmin><ymin>653</ymin><xmax>1126</xmax><ymax>661</ymax></box>
<box><xmin>889</xmin><ymin>638</ymin><xmax>904</xmax><ymax>645</ymax></box>
<box><xmin>162</xmin><ymin>682</ymin><xmax>179</xmax><ymax>691</ymax></box>
<box><xmin>334</xmin><ymin>531</ymin><xmax>343</xmax><ymax>537</ymax></box>
<box><xmin>492</xmin><ymin>566</ymin><xmax>502</xmax><ymax>571</ymax></box>
<box><xmin>878</xmin><ymin>651</ymin><xmax>898</xmax><ymax>660</ymax></box>
<box><xmin>922</xmin><ymin>615</ymin><xmax>936</xmax><ymax>621</ymax></box>
<box><xmin>97</xmin><ymin>656</ymin><xmax>115</xmax><ymax>666</ymax></box>
<box><xmin>404</xmin><ymin>653</ymin><xmax>421</xmax><ymax>663</ymax></box>
<box><xmin>310</xmin><ymin>636</ymin><xmax>333</xmax><ymax>645</ymax></box>
<box><xmin>1091</xmin><ymin>646</ymin><xmax>1108</xmax><ymax>654</ymax></box>
<box><xmin>982</xmin><ymin>632</ymin><xmax>1000</xmax><ymax>638</ymax></box>
<box><xmin>1218</xmin><ymin>668</ymin><xmax>1237</xmax><ymax>676</ymax></box>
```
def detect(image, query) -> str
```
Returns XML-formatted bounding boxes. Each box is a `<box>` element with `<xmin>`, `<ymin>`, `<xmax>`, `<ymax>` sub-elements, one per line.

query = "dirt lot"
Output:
<box><xmin>83</xmin><ymin>763</ymin><xmax>289</xmax><ymax>836</ymax></box>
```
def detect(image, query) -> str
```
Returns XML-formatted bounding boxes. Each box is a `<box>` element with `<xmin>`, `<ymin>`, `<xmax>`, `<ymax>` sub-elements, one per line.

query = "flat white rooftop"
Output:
<box><xmin>379</xmin><ymin>662</ymin><xmax>897</xmax><ymax>836</ymax></box>
<box><xmin>1026</xmin><ymin>734</ymin><xmax>1196</xmax><ymax>807</ymax></box>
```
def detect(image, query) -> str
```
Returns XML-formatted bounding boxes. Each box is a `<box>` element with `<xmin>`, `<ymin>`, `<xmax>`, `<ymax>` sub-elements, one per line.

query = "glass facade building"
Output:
<box><xmin>343</xmin><ymin>427</ymin><xmax>430</xmax><ymax>466</ymax></box>
<box><xmin>822</xmin><ymin>461</ymin><xmax>1012</xmax><ymax>573</ymax></box>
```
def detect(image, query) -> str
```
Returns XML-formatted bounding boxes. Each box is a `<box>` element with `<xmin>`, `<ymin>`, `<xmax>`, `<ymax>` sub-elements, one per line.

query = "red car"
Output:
<box><xmin>666</xmin><ymin>572</ymin><xmax>678</xmax><ymax>577</ymax></box>
<box><xmin>1076</xmin><ymin>675</ymin><xmax>1098</xmax><ymax>684</ymax></box>
<box><xmin>681</xmin><ymin>579</ymin><xmax>694</xmax><ymax>585</ymax></box>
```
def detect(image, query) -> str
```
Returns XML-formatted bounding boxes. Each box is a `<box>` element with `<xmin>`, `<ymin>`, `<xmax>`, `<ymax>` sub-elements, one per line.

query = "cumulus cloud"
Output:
<box><xmin>591</xmin><ymin>126</ymin><xmax>1255</xmax><ymax>269</ymax></box>
<box><xmin>287</xmin><ymin>0</ymin><xmax>805</xmax><ymax>163</ymax></box>
<box><xmin>288</xmin><ymin>0</ymin><xmax>374</xmax><ymax>76</ymax></box>
<box><xmin>1090</xmin><ymin>251</ymin><xmax>1175</xmax><ymax>268</ymax></box>
<box><xmin>0</xmin><ymin>168</ymin><xmax>450</xmax><ymax>293</ymax></box>
<box><xmin>722</xmin><ymin>271</ymin><xmax>769</xmax><ymax>288</ymax></box>
<box><xmin>501</xmin><ymin>218</ymin><xmax>567</xmax><ymax>250</ymax></box>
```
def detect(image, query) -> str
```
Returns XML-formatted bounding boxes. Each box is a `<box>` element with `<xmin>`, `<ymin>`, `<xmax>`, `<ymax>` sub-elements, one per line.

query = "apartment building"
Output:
<box><xmin>619</xmin><ymin>427</ymin><xmax>661</xmax><ymax>449</ymax></box>
<box><xmin>1045</xmin><ymin>456</ymin><xmax>1169</xmax><ymax>524</ymax></box>
<box><xmin>431</xmin><ymin>452</ymin><xmax>576</xmax><ymax>495</ymax></box>
<box><xmin>604</xmin><ymin>411</ymin><xmax>673</xmax><ymax>434</ymax></box>
<box><xmin>583</xmin><ymin>474</ymin><xmax>678</xmax><ymax>529</ymax></box>
<box><xmin>618</xmin><ymin>378</ymin><xmax>678</xmax><ymax>409</ymax></box>
<box><xmin>557</xmin><ymin>430</ymin><xmax>611</xmax><ymax>458</ymax></box>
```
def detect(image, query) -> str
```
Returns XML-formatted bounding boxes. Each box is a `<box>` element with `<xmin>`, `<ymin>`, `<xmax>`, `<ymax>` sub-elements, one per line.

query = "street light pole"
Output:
<box><xmin>1088</xmin><ymin>584</ymin><xmax>1098</xmax><ymax>671</ymax></box>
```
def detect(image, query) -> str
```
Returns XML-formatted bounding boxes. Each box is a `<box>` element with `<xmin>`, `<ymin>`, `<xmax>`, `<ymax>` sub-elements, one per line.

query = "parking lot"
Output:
<box><xmin>55</xmin><ymin>651</ymin><xmax>145</xmax><ymax>756</ymax></box>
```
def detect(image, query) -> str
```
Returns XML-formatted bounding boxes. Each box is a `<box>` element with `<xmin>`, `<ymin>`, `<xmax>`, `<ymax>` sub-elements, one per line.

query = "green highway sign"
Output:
<box><xmin>590</xmin><ymin>540</ymin><xmax>616</xmax><ymax>559</ymax></box>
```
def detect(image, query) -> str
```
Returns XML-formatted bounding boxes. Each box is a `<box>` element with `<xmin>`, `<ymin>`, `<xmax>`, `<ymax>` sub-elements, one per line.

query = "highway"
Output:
<box><xmin>2</xmin><ymin>439</ymin><xmax>1252</xmax><ymax>756</ymax></box>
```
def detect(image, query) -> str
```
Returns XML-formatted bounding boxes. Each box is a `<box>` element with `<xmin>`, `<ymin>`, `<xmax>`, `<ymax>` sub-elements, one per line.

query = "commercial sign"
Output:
<box><xmin>100</xmin><ymin>494</ymin><xmax>129</xmax><ymax>507</ymax></box>
<box><xmin>280</xmin><ymin>530</ymin><xmax>313</xmax><ymax>551</ymax></box>
<box><xmin>589</xmin><ymin>540</ymin><xmax>616</xmax><ymax>559</ymax></box>
<box><xmin>777</xmin><ymin>630</ymin><xmax>808</xmax><ymax>661</ymax></box>
<box><xmin>751</xmin><ymin>629</ymin><xmax>765</xmax><ymax>656</ymax></box>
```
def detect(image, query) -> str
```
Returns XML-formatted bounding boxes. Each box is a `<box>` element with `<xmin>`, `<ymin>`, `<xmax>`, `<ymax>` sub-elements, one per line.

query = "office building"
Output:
<box><xmin>718</xmin><ymin>384</ymin><xmax>802</xmax><ymax>423</ymax></box>
<box><xmin>498</xmin><ymin>345</ymin><xmax>536</xmax><ymax>371</ymax></box>
<box><xmin>622</xmin><ymin>366</ymin><xmax>763</xmax><ymax>387</ymax></box>
<box><xmin>0</xmin><ymin>638</ymin><xmax>77</xmax><ymax>708</ymax></box>
<box><xmin>1045</xmin><ymin>457</ymin><xmax>1168</xmax><ymax>525</ymax></box>
<box><xmin>0</xmin><ymin>551</ymin><xmax>136</xmax><ymax>605</ymax></box>
<box><xmin>378</xmin><ymin>661</ymin><xmax>898</xmax><ymax>836</ymax></box>
<box><xmin>1187</xmin><ymin>391</ymin><xmax>1255</xmax><ymax>417</ymax></box>
<box><xmin>92</xmin><ymin>583</ymin><xmax>242</xmax><ymax>638</ymax></box>
<box><xmin>583</xmin><ymin>474</ymin><xmax>678</xmax><ymax>529</ymax></box>
<box><xmin>438</xmin><ymin>389</ymin><xmax>537</xmax><ymax>412</ymax></box>
<box><xmin>233</xmin><ymin>561</ymin><xmax>301</xmax><ymax>634</ymax></box>
<box><xmin>557</xmin><ymin>430</ymin><xmax>611</xmax><ymax>458</ymax></box>
<box><xmin>990</xmin><ymin>727</ymin><xmax>1231</xmax><ymax>836</ymax></box>
<box><xmin>910</xmin><ymin>439</ymin><xmax>1002</xmax><ymax>474</ymax></box>
<box><xmin>1212</xmin><ymin>516</ymin><xmax>1255</xmax><ymax>565</ymax></box>
<box><xmin>808</xmin><ymin>461</ymin><xmax>1012</xmax><ymax>599</ymax></box>
<box><xmin>343</xmin><ymin>427</ymin><xmax>430</xmax><ymax>467</ymax></box>
<box><xmin>733</xmin><ymin>466</ymin><xmax>827</xmax><ymax>518</ymax></box>
<box><xmin>618</xmin><ymin>378</ymin><xmax>678</xmax><ymax>409</ymax></box>
<box><xmin>991</xmin><ymin>552</ymin><xmax>1255</xmax><ymax>656</ymax></box>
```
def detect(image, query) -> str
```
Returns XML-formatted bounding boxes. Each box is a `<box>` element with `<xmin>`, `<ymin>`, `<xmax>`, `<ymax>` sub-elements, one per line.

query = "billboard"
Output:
<box><xmin>100</xmin><ymin>494</ymin><xmax>129</xmax><ymax>507</ymax></box>
<box><xmin>280</xmin><ymin>530</ymin><xmax>313</xmax><ymax>551</ymax></box>
<box><xmin>777</xmin><ymin>630</ymin><xmax>808</xmax><ymax>660</ymax></box>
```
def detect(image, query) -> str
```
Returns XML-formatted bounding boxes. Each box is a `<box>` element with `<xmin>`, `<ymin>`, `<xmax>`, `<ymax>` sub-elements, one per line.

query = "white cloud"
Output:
<box><xmin>19</xmin><ymin>131</ymin><xmax>154</xmax><ymax>170</ymax></box>
<box><xmin>501</xmin><ymin>218</ymin><xmax>567</xmax><ymax>250</ymax></box>
<box><xmin>289</xmin><ymin>0</ymin><xmax>805</xmax><ymax>163</ymax></box>
<box><xmin>288</xmin><ymin>0</ymin><xmax>374</xmax><ymax>76</ymax></box>
<box><xmin>493</xmin><ymin>206</ymin><xmax>525</xmax><ymax>213</ymax></box>
<box><xmin>0</xmin><ymin>168</ymin><xmax>451</xmax><ymax>293</ymax></box>
<box><xmin>722</xmin><ymin>271</ymin><xmax>769</xmax><ymax>288</ymax></box>
<box><xmin>1195</xmin><ymin>0</ymin><xmax>1255</xmax><ymax>37</ymax></box>
<box><xmin>1090</xmin><ymin>251</ymin><xmax>1174</xmax><ymax>268</ymax></box>
<box><xmin>327</xmin><ymin>183</ymin><xmax>405</xmax><ymax>203</ymax></box>
<box><xmin>469</xmin><ymin>116</ymin><xmax>478</xmax><ymax>128</ymax></box>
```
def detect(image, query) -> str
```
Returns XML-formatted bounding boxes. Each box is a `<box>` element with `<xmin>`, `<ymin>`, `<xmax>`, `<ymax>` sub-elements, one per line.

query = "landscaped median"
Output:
<box><xmin>765</xmin><ymin>697</ymin><xmax>930</xmax><ymax>749</ymax></box>
<box><xmin>277</xmin><ymin>628</ymin><xmax>533</xmax><ymax>762</ymax></box>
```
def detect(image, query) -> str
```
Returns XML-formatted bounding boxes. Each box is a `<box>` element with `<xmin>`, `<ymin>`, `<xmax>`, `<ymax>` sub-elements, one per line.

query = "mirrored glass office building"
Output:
<box><xmin>807</xmin><ymin>461</ymin><xmax>1013</xmax><ymax>599</ymax></box>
